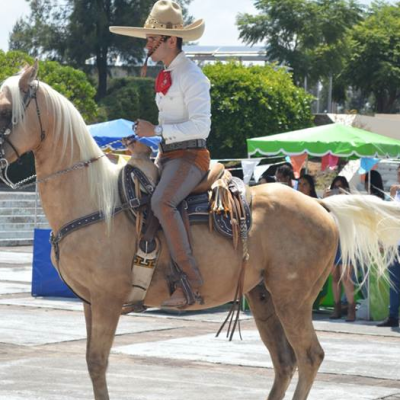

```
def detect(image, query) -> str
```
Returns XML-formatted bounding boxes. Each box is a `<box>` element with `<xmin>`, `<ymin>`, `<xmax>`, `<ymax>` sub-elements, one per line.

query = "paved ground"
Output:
<box><xmin>0</xmin><ymin>246</ymin><xmax>400</xmax><ymax>400</ymax></box>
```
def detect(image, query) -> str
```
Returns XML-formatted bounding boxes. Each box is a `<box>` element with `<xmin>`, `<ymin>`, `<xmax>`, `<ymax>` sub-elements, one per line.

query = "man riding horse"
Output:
<box><xmin>110</xmin><ymin>0</ymin><xmax>211</xmax><ymax>309</ymax></box>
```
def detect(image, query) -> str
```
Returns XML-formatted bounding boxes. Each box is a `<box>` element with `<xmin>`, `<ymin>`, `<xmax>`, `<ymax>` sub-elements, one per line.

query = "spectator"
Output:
<box><xmin>258</xmin><ymin>174</ymin><xmax>275</xmax><ymax>184</ymax></box>
<box><xmin>364</xmin><ymin>170</ymin><xmax>385</xmax><ymax>200</ymax></box>
<box><xmin>323</xmin><ymin>176</ymin><xmax>350</xmax><ymax>197</ymax></box>
<box><xmin>324</xmin><ymin>176</ymin><xmax>356</xmax><ymax>322</ymax></box>
<box><xmin>275</xmin><ymin>165</ymin><xmax>294</xmax><ymax>188</ymax></box>
<box><xmin>298</xmin><ymin>174</ymin><xmax>318</xmax><ymax>198</ymax></box>
<box><xmin>377</xmin><ymin>165</ymin><xmax>400</xmax><ymax>327</ymax></box>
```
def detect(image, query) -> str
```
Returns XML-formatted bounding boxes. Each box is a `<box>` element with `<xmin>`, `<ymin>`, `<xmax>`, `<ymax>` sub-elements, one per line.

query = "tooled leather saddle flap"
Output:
<box><xmin>118</xmin><ymin>164</ymin><xmax>252</xmax><ymax>242</ymax></box>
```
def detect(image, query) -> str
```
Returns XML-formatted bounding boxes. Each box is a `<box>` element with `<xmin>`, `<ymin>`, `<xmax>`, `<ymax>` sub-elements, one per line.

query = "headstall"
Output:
<box><xmin>0</xmin><ymin>80</ymin><xmax>104</xmax><ymax>190</ymax></box>
<box><xmin>0</xmin><ymin>80</ymin><xmax>46</xmax><ymax>188</ymax></box>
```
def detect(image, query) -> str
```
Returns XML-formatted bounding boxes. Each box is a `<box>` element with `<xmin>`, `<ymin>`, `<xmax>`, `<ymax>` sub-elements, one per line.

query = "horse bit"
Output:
<box><xmin>0</xmin><ymin>80</ymin><xmax>103</xmax><ymax>190</ymax></box>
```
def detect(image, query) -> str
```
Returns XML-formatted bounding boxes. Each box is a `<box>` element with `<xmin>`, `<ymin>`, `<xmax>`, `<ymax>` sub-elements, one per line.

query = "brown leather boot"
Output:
<box><xmin>346</xmin><ymin>303</ymin><xmax>356</xmax><ymax>322</ymax></box>
<box><xmin>161</xmin><ymin>262</ymin><xmax>203</xmax><ymax>309</ymax></box>
<box><xmin>161</xmin><ymin>287</ymin><xmax>188</xmax><ymax>308</ymax></box>
<box><xmin>329</xmin><ymin>302</ymin><xmax>342</xmax><ymax>319</ymax></box>
<box><xmin>161</xmin><ymin>282</ymin><xmax>202</xmax><ymax>309</ymax></box>
<box><xmin>181</xmin><ymin>263</ymin><xmax>203</xmax><ymax>287</ymax></box>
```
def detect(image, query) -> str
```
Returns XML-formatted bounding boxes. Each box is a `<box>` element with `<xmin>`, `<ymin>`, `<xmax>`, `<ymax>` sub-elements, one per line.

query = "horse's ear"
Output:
<box><xmin>19</xmin><ymin>59</ymin><xmax>39</xmax><ymax>93</ymax></box>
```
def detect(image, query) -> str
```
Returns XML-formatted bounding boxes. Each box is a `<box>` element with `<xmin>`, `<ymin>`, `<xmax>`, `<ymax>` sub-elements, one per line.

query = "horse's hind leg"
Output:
<box><xmin>270</xmin><ymin>283</ymin><xmax>325</xmax><ymax>400</ymax></box>
<box><xmin>246</xmin><ymin>283</ymin><xmax>297</xmax><ymax>400</ymax></box>
<box><xmin>84</xmin><ymin>299</ymin><xmax>123</xmax><ymax>400</ymax></box>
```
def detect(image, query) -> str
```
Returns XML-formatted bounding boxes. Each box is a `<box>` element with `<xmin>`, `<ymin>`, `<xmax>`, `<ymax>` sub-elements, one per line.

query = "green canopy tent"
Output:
<box><xmin>247</xmin><ymin>123</ymin><xmax>400</xmax><ymax>159</ymax></box>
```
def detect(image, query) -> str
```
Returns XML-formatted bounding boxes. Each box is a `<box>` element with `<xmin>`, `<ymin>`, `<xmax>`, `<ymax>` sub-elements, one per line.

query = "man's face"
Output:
<box><xmin>145</xmin><ymin>35</ymin><xmax>169</xmax><ymax>62</ymax></box>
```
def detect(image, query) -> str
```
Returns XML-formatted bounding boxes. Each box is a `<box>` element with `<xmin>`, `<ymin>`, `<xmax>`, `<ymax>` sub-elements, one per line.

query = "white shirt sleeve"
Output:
<box><xmin>162</xmin><ymin>70</ymin><xmax>211</xmax><ymax>143</ymax></box>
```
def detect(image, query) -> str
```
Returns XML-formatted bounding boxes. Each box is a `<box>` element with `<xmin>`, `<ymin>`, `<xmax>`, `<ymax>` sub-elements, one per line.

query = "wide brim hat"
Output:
<box><xmin>110</xmin><ymin>0</ymin><xmax>205</xmax><ymax>42</ymax></box>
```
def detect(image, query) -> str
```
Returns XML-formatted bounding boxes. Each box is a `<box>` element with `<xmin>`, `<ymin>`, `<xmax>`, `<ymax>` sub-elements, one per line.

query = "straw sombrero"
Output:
<box><xmin>109</xmin><ymin>0</ymin><xmax>205</xmax><ymax>42</ymax></box>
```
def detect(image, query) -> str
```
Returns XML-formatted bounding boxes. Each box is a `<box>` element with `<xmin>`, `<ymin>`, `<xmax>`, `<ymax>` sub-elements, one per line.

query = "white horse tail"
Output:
<box><xmin>319</xmin><ymin>194</ymin><xmax>400</xmax><ymax>278</ymax></box>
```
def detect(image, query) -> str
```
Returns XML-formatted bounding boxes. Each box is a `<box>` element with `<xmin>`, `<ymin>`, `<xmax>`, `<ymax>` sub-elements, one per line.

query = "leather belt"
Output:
<box><xmin>160</xmin><ymin>139</ymin><xmax>207</xmax><ymax>153</ymax></box>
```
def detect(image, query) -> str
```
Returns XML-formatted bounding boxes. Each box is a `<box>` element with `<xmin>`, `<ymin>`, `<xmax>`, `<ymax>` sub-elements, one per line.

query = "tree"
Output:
<box><xmin>9</xmin><ymin>0</ymin><xmax>192</xmax><ymax>100</ymax></box>
<box><xmin>0</xmin><ymin>50</ymin><xmax>98</xmax><ymax>122</ymax></box>
<box><xmin>0</xmin><ymin>50</ymin><xmax>99</xmax><ymax>183</ymax></box>
<box><xmin>100</xmin><ymin>77</ymin><xmax>158</xmax><ymax>123</ymax></box>
<box><xmin>202</xmin><ymin>62</ymin><xmax>314</xmax><ymax>159</ymax></box>
<box><xmin>343</xmin><ymin>3</ymin><xmax>400</xmax><ymax>113</ymax></box>
<box><xmin>236</xmin><ymin>0</ymin><xmax>363</xmax><ymax>86</ymax></box>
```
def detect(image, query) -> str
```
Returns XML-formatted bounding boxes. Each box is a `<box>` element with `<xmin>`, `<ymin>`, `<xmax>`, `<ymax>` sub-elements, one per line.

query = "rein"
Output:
<box><xmin>2</xmin><ymin>155</ymin><xmax>105</xmax><ymax>190</ymax></box>
<box><xmin>0</xmin><ymin>79</ymin><xmax>109</xmax><ymax>190</ymax></box>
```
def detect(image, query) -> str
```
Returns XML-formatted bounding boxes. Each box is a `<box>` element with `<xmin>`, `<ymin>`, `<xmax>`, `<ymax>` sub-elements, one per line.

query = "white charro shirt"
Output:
<box><xmin>156</xmin><ymin>52</ymin><xmax>211</xmax><ymax>144</ymax></box>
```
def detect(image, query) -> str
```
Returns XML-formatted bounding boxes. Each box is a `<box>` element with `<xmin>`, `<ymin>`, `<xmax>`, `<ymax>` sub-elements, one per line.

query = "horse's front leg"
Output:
<box><xmin>84</xmin><ymin>299</ymin><xmax>123</xmax><ymax>400</ymax></box>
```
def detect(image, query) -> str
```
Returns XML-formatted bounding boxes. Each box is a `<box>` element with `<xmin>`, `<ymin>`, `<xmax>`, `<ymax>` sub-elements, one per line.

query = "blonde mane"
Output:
<box><xmin>1</xmin><ymin>74</ymin><xmax>121</xmax><ymax>226</ymax></box>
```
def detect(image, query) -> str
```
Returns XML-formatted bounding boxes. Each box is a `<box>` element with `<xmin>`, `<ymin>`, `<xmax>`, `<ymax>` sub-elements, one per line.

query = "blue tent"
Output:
<box><xmin>87</xmin><ymin>118</ymin><xmax>134</xmax><ymax>150</ymax></box>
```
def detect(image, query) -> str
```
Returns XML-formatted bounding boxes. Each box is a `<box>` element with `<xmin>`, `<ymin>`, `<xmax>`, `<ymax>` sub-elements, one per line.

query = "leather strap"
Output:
<box><xmin>50</xmin><ymin>200</ymin><xmax>149</xmax><ymax>263</ymax></box>
<box><xmin>160</xmin><ymin>139</ymin><xmax>206</xmax><ymax>153</ymax></box>
<box><xmin>132</xmin><ymin>167</ymin><xmax>156</xmax><ymax>194</ymax></box>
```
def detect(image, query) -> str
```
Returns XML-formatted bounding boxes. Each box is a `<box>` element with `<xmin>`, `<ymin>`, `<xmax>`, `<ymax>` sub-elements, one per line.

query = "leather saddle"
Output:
<box><xmin>118</xmin><ymin>162</ymin><xmax>252</xmax><ymax>240</ymax></box>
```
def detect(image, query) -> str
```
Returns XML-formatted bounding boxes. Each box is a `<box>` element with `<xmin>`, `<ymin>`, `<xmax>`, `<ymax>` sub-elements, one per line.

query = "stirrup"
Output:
<box><xmin>163</xmin><ymin>274</ymin><xmax>203</xmax><ymax>309</ymax></box>
<box><xmin>178</xmin><ymin>273</ymin><xmax>203</xmax><ymax>306</ymax></box>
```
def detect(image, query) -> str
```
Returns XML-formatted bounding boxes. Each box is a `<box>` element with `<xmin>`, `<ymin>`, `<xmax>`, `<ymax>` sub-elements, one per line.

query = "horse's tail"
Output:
<box><xmin>319</xmin><ymin>194</ymin><xmax>400</xmax><ymax>279</ymax></box>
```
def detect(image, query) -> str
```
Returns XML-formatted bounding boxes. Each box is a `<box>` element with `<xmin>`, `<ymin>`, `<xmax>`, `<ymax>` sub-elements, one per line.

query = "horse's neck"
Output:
<box><xmin>128</xmin><ymin>152</ymin><xmax>159</xmax><ymax>187</ymax></box>
<box><xmin>34</xmin><ymin>139</ymin><xmax>100</xmax><ymax>232</ymax></box>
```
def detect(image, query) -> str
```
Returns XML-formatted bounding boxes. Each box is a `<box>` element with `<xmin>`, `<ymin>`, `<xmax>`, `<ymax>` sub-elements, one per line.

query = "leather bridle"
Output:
<box><xmin>0</xmin><ymin>80</ymin><xmax>46</xmax><ymax>187</ymax></box>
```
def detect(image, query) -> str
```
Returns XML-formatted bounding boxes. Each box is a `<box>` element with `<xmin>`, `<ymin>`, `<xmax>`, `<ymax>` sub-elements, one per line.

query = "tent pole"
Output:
<box><xmin>367</xmin><ymin>274</ymin><xmax>370</xmax><ymax>321</ymax></box>
<box><xmin>368</xmin><ymin>170</ymin><xmax>371</xmax><ymax>194</ymax></box>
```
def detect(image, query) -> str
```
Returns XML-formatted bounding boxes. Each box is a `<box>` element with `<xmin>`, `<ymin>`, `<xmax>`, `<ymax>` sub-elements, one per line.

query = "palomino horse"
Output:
<box><xmin>1</xmin><ymin>63</ymin><xmax>400</xmax><ymax>400</ymax></box>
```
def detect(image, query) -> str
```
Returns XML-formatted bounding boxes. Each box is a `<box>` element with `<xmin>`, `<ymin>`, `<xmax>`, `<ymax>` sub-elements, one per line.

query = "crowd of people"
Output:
<box><xmin>258</xmin><ymin>163</ymin><xmax>400</xmax><ymax>326</ymax></box>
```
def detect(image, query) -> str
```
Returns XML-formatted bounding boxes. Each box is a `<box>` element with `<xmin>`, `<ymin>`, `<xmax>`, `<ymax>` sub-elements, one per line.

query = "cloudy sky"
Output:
<box><xmin>0</xmin><ymin>0</ymin><xmax>390</xmax><ymax>52</ymax></box>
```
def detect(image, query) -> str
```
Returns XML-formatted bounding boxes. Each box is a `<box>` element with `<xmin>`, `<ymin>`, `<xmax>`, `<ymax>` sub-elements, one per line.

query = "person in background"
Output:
<box><xmin>298</xmin><ymin>174</ymin><xmax>318</xmax><ymax>198</ymax></box>
<box><xmin>377</xmin><ymin>165</ymin><xmax>400</xmax><ymax>327</ymax></box>
<box><xmin>275</xmin><ymin>165</ymin><xmax>294</xmax><ymax>188</ymax></box>
<box><xmin>258</xmin><ymin>174</ymin><xmax>275</xmax><ymax>184</ymax></box>
<box><xmin>324</xmin><ymin>176</ymin><xmax>356</xmax><ymax>322</ymax></box>
<box><xmin>364</xmin><ymin>170</ymin><xmax>385</xmax><ymax>200</ymax></box>
<box><xmin>323</xmin><ymin>175</ymin><xmax>350</xmax><ymax>197</ymax></box>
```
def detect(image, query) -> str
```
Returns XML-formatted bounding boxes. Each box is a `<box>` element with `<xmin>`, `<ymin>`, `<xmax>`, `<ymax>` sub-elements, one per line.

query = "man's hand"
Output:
<box><xmin>135</xmin><ymin>119</ymin><xmax>156</xmax><ymax>137</ymax></box>
<box><xmin>390</xmin><ymin>184</ymin><xmax>400</xmax><ymax>198</ymax></box>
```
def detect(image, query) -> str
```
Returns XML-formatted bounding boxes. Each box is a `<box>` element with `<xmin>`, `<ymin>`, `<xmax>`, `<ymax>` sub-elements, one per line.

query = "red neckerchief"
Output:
<box><xmin>155</xmin><ymin>70</ymin><xmax>172</xmax><ymax>95</ymax></box>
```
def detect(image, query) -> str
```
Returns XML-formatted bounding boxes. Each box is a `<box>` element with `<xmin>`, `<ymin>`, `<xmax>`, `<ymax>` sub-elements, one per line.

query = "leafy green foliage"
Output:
<box><xmin>237</xmin><ymin>0</ymin><xmax>363</xmax><ymax>85</ymax></box>
<box><xmin>40</xmin><ymin>61</ymin><xmax>98</xmax><ymax>122</ymax></box>
<box><xmin>0</xmin><ymin>51</ymin><xmax>98</xmax><ymax>122</ymax></box>
<box><xmin>203</xmin><ymin>62</ymin><xmax>314</xmax><ymax>159</ymax></box>
<box><xmin>100</xmin><ymin>77</ymin><xmax>158</xmax><ymax>124</ymax></box>
<box><xmin>0</xmin><ymin>51</ymin><xmax>99</xmax><ymax>183</ymax></box>
<box><xmin>343</xmin><ymin>3</ymin><xmax>400</xmax><ymax>112</ymax></box>
<box><xmin>10</xmin><ymin>0</ymin><xmax>193</xmax><ymax>99</ymax></box>
<box><xmin>0</xmin><ymin>51</ymin><xmax>33</xmax><ymax>80</ymax></box>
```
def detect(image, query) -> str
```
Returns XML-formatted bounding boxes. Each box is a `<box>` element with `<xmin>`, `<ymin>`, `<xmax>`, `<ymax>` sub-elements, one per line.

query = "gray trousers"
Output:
<box><xmin>151</xmin><ymin>158</ymin><xmax>206</xmax><ymax>284</ymax></box>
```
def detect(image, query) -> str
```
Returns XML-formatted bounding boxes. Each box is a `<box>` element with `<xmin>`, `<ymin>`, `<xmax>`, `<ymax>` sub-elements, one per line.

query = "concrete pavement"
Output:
<box><xmin>0</xmin><ymin>246</ymin><xmax>400</xmax><ymax>400</ymax></box>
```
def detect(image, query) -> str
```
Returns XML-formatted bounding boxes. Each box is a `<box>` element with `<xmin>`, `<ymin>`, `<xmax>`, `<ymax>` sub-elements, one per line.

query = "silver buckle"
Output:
<box><xmin>0</xmin><ymin>158</ymin><xmax>8</xmax><ymax>170</ymax></box>
<box><xmin>129</xmin><ymin>198</ymin><xmax>141</xmax><ymax>208</ymax></box>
